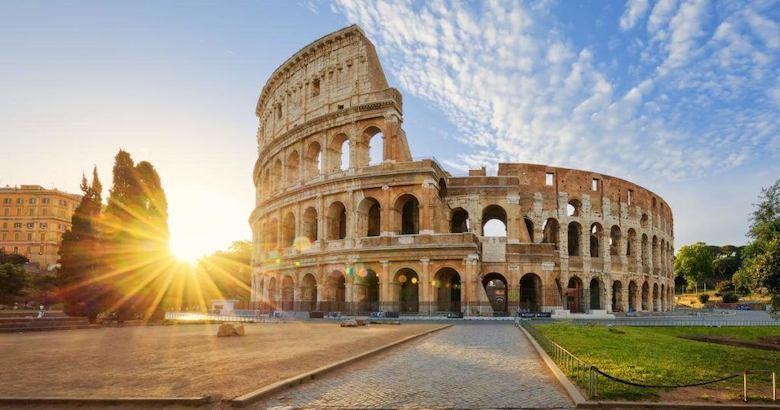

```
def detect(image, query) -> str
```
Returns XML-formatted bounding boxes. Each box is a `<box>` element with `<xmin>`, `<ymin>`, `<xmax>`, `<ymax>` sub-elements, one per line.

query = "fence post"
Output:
<box><xmin>743</xmin><ymin>371</ymin><xmax>748</xmax><ymax>402</ymax></box>
<box><xmin>773</xmin><ymin>371</ymin><xmax>776</xmax><ymax>402</ymax></box>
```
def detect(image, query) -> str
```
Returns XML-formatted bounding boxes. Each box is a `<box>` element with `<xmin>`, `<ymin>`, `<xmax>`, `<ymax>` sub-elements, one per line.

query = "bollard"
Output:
<box><xmin>743</xmin><ymin>371</ymin><xmax>748</xmax><ymax>402</ymax></box>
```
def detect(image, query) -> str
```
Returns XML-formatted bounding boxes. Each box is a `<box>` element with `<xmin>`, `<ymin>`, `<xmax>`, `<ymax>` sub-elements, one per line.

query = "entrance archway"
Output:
<box><xmin>354</xmin><ymin>269</ymin><xmax>379</xmax><ymax>313</ymax></box>
<box><xmin>324</xmin><ymin>271</ymin><xmax>346</xmax><ymax>312</ymax></box>
<box><xmin>300</xmin><ymin>273</ymin><xmax>317</xmax><ymax>312</ymax></box>
<box><xmin>281</xmin><ymin>275</ymin><xmax>295</xmax><ymax>311</ymax></box>
<box><xmin>612</xmin><ymin>280</ymin><xmax>624</xmax><ymax>312</ymax></box>
<box><xmin>567</xmin><ymin>276</ymin><xmax>584</xmax><ymax>313</ymax></box>
<box><xmin>628</xmin><ymin>280</ymin><xmax>638</xmax><ymax>312</ymax></box>
<box><xmin>394</xmin><ymin>268</ymin><xmax>419</xmax><ymax>313</ymax></box>
<box><xmin>589</xmin><ymin>277</ymin><xmax>602</xmax><ymax>310</ymax></box>
<box><xmin>482</xmin><ymin>272</ymin><xmax>508</xmax><ymax>314</ymax></box>
<box><xmin>641</xmin><ymin>282</ymin><xmax>650</xmax><ymax>311</ymax></box>
<box><xmin>434</xmin><ymin>268</ymin><xmax>461</xmax><ymax>313</ymax></box>
<box><xmin>518</xmin><ymin>273</ymin><xmax>542</xmax><ymax>313</ymax></box>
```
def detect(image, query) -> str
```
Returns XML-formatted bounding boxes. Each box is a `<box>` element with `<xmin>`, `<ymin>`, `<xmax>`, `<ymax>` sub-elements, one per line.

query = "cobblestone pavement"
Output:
<box><xmin>251</xmin><ymin>324</ymin><xmax>574</xmax><ymax>409</ymax></box>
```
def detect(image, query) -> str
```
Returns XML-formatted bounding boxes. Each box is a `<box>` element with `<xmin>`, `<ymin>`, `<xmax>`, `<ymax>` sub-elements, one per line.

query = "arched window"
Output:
<box><xmin>286</xmin><ymin>150</ymin><xmax>300</xmax><ymax>186</ymax></box>
<box><xmin>450</xmin><ymin>208</ymin><xmax>469</xmax><ymax>233</ymax></box>
<box><xmin>438</xmin><ymin>178</ymin><xmax>447</xmax><ymax>198</ymax></box>
<box><xmin>567</xmin><ymin>199</ymin><xmax>581</xmax><ymax>217</ymax></box>
<box><xmin>567</xmin><ymin>222</ymin><xmax>582</xmax><ymax>256</ymax></box>
<box><xmin>609</xmin><ymin>226</ymin><xmax>621</xmax><ymax>256</ymax></box>
<box><xmin>627</xmin><ymin>228</ymin><xmax>637</xmax><ymax>257</ymax></box>
<box><xmin>640</xmin><ymin>213</ymin><xmax>649</xmax><ymax>228</ymax></box>
<box><xmin>266</xmin><ymin>218</ymin><xmax>279</xmax><ymax>251</ymax></box>
<box><xmin>272</xmin><ymin>159</ymin><xmax>282</xmax><ymax>192</ymax></box>
<box><xmin>358</xmin><ymin>197</ymin><xmax>381</xmax><ymax>237</ymax></box>
<box><xmin>363</xmin><ymin>126</ymin><xmax>384</xmax><ymax>166</ymax></box>
<box><xmin>327</xmin><ymin>201</ymin><xmax>347</xmax><ymax>240</ymax></box>
<box><xmin>304</xmin><ymin>141</ymin><xmax>322</xmax><ymax>178</ymax></box>
<box><xmin>481</xmin><ymin>205</ymin><xmax>507</xmax><ymax>237</ymax></box>
<box><xmin>641</xmin><ymin>234</ymin><xmax>649</xmax><ymax>270</ymax></box>
<box><xmin>524</xmin><ymin>217</ymin><xmax>534</xmax><ymax>242</ymax></box>
<box><xmin>282</xmin><ymin>212</ymin><xmax>295</xmax><ymax>248</ymax></box>
<box><xmin>394</xmin><ymin>194</ymin><xmax>419</xmax><ymax>235</ymax></box>
<box><xmin>590</xmin><ymin>223</ymin><xmax>602</xmax><ymax>257</ymax></box>
<box><xmin>302</xmin><ymin>207</ymin><xmax>318</xmax><ymax>243</ymax></box>
<box><xmin>542</xmin><ymin>218</ymin><xmax>560</xmax><ymax>248</ymax></box>
<box><xmin>329</xmin><ymin>134</ymin><xmax>349</xmax><ymax>172</ymax></box>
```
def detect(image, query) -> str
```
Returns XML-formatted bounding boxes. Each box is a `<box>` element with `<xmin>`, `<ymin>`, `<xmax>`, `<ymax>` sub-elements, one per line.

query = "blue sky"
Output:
<box><xmin>1</xmin><ymin>0</ymin><xmax>778</xmax><ymax>258</ymax></box>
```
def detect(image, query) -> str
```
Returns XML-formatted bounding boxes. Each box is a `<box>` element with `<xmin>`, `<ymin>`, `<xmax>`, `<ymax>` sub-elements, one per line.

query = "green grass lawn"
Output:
<box><xmin>534</xmin><ymin>323</ymin><xmax>780</xmax><ymax>401</ymax></box>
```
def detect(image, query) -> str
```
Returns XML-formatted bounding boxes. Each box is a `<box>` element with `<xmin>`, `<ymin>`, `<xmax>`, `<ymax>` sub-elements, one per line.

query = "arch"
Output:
<box><xmin>272</xmin><ymin>158</ymin><xmax>282</xmax><ymax>192</ymax></box>
<box><xmin>304</xmin><ymin>141</ymin><xmax>322</xmax><ymax>178</ymax></box>
<box><xmin>262</xmin><ymin>168</ymin><xmax>271</xmax><ymax>197</ymax></box>
<box><xmin>363</xmin><ymin>126</ymin><xmax>384</xmax><ymax>166</ymax></box>
<box><xmin>438</xmin><ymin>178</ymin><xmax>447</xmax><ymax>199</ymax></box>
<box><xmin>641</xmin><ymin>281</ymin><xmax>650</xmax><ymax>311</ymax></box>
<box><xmin>612</xmin><ymin>280</ymin><xmax>624</xmax><ymax>312</ymax></box>
<box><xmin>323</xmin><ymin>271</ymin><xmax>346</xmax><ymax>312</ymax></box>
<box><xmin>326</xmin><ymin>201</ymin><xmax>347</xmax><ymax>240</ymax></box>
<box><xmin>519</xmin><ymin>273</ymin><xmax>542</xmax><ymax>313</ymax></box>
<box><xmin>627</xmin><ymin>228</ymin><xmax>637</xmax><ymax>258</ymax></box>
<box><xmin>609</xmin><ymin>225</ymin><xmax>621</xmax><ymax>256</ymax></box>
<box><xmin>282</xmin><ymin>211</ymin><xmax>296</xmax><ymax>248</ymax></box>
<box><xmin>482</xmin><ymin>272</ymin><xmax>508</xmax><ymax>314</ymax></box>
<box><xmin>652</xmin><ymin>283</ymin><xmax>659</xmax><ymax>311</ymax></box>
<box><xmin>567</xmin><ymin>199</ymin><xmax>582</xmax><ymax>217</ymax></box>
<box><xmin>641</xmin><ymin>234</ymin><xmax>649</xmax><ymax>271</ymax></box>
<box><xmin>267</xmin><ymin>277</ymin><xmax>278</xmax><ymax>310</ymax></box>
<box><xmin>434</xmin><ymin>268</ymin><xmax>461</xmax><ymax>313</ymax></box>
<box><xmin>524</xmin><ymin>217</ymin><xmax>535</xmax><ymax>242</ymax></box>
<box><xmin>302</xmin><ymin>207</ymin><xmax>318</xmax><ymax>244</ymax></box>
<box><xmin>281</xmin><ymin>275</ymin><xmax>295</xmax><ymax>311</ymax></box>
<box><xmin>265</xmin><ymin>218</ymin><xmax>279</xmax><ymax>251</ymax></box>
<box><xmin>566</xmin><ymin>276</ymin><xmax>585</xmax><ymax>313</ymax></box>
<box><xmin>450</xmin><ymin>208</ymin><xmax>470</xmax><ymax>233</ymax></box>
<box><xmin>542</xmin><ymin>218</ymin><xmax>560</xmax><ymax>248</ymax></box>
<box><xmin>355</xmin><ymin>268</ymin><xmax>380</xmax><ymax>313</ymax></box>
<box><xmin>590</xmin><ymin>223</ymin><xmax>603</xmax><ymax>257</ymax></box>
<box><xmin>589</xmin><ymin>277</ymin><xmax>602</xmax><ymax>310</ymax></box>
<box><xmin>567</xmin><ymin>222</ymin><xmax>582</xmax><ymax>256</ymax></box>
<box><xmin>329</xmin><ymin>133</ymin><xmax>350</xmax><ymax>172</ymax></box>
<box><xmin>628</xmin><ymin>280</ymin><xmax>638</xmax><ymax>312</ymax></box>
<box><xmin>394</xmin><ymin>194</ymin><xmax>419</xmax><ymax>235</ymax></box>
<box><xmin>357</xmin><ymin>197</ymin><xmax>381</xmax><ymax>237</ymax></box>
<box><xmin>640</xmin><ymin>213</ymin><xmax>649</xmax><ymax>228</ymax></box>
<box><xmin>652</xmin><ymin>235</ymin><xmax>659</xmax><ymax>272</ymax></box>
<box><xmin>482</xmin><ymin>205</ymin><xmax>507</xmax><ymax>237</ymax></box>
<box><xmin>300</xmin><ymin>273</ymin><xmax>317</xmax><ymax>312</ymax></box>
<box><xmin>660</xmin><ymin>283</ymin><xmax>666</xmax><ymax>311</ymax></box>
<box><xmin>286</xmin><ymin>150</ymin><xmax>300</xmax><ymax>185</ymax></box>
<box><xmin>394</xmin><ymin>268</ymin><xmax>419</xmax><ymax>313</ymax></box>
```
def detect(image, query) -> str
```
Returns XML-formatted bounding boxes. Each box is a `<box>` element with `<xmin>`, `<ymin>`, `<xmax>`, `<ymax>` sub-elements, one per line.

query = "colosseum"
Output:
<box><xmin>249</xmin><ymin>25</ymin><xmax>675</xmax><ymax>317</ymax></box>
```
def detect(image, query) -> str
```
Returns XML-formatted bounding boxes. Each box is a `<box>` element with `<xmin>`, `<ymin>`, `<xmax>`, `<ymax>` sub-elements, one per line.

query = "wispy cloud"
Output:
<box><xmin>334</xmin><ymin>0</ymin><xmax>780</xmax><ymax>182</ymax></box>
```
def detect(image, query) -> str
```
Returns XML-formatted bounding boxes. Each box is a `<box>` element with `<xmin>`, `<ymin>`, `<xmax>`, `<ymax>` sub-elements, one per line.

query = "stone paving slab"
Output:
<box><xmin>251</xmin><ymin>324</ymin><xmax>574</xmax><ymax>409</ymax></box>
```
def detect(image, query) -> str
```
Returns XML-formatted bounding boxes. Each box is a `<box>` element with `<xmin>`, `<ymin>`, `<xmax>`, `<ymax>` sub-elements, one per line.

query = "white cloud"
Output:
<box><xmin>620</xmin><ymin>0</ymin><xmax>650</xmax><ymax>31</ymax></box>
<box><xmin>334</xmin><ymin>0</ymin><xmax>780</xmax><ymax>183</ymax></box>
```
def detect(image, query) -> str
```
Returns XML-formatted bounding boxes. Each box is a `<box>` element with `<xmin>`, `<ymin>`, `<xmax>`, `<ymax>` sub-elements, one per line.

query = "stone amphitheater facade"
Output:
<box><xmin>249</xmin><ymin>25</ymin><xmax>675</xmax><ymax>316</ymax></box>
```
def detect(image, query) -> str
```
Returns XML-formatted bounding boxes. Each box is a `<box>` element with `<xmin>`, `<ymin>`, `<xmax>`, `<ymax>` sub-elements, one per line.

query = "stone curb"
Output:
<box><xmin>228</xmin><ymin>323</ymin><xmax>453</xmax><ymax>408</ymax></box>
<box><xmin>0</xmin><ymin>396</ymin><xmax>210</xmax><ymax>407</ymax></box>
<box><xmin>518</xmin><ymin>326</ymin><xmax>780</xmax><ymax>409</ymax></box>
<box><xmin>517</xmin><ymin>325</ymin><xmax>586</xmax><ymax>406</ymax></box>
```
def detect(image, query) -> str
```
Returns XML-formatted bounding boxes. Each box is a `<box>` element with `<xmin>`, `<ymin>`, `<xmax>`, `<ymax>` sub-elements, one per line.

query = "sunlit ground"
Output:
<box><xmin>0</xmin><ymin>322</ymin><xmax>438</xmax><ymax>398</ymax></box>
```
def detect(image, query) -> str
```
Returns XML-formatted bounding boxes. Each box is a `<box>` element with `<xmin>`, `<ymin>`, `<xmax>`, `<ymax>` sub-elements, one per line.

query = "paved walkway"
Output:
<box><xmin>252</xmin><ymin>324</ymin><xmax>573</xmax><ymax>409</ymax></box>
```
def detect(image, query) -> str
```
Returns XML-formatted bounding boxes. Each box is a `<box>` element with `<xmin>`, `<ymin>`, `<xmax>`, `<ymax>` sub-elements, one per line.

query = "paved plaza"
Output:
<box><xmin>253</xmin><ymin>324</ymin><xmax>573</xmax><ymax>409</ymax></box>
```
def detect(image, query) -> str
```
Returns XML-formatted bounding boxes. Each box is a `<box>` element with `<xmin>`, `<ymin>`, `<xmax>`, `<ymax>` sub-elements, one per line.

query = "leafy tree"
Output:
<box><xmin>58</xmin><ymin>169</ymin><xmax>105</xmax><ymax>322</ymax></box>
<box><xmin>714</xmin><ymin>280</ymin><xmax>733</xmax><ymax>297</ymax></box>
<box><xmin>734</xmin><ymin>179</ymin><xmax>780</xmax><ymax>314</ymax></box>
<box><xmin>0</xmin><ymin>251</ymin><xmax>29</xmax><ymax>265</ymax></box>
<box><xmin>0</xmin><ymin>263</ymin><xmax>29</xmax><ymax>303</ymax></box>
<box><xmin>674</xmin><ymin>242</ymin><xmax>714</xmax><ymax>290</ymax></box>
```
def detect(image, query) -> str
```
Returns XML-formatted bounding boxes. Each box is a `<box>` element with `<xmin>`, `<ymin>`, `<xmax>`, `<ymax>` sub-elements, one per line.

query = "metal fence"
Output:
<box><xmin>521</xmin><ymin>322</ymin><xmax>778</xmax><ymax>402</ymax></box>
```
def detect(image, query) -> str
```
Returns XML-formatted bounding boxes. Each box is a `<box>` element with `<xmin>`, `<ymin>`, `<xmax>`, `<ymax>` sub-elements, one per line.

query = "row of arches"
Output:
<box><xmin>259</xmin><ymin>127</ymin><xmax>386</xmax><ymax>197</ymax></box>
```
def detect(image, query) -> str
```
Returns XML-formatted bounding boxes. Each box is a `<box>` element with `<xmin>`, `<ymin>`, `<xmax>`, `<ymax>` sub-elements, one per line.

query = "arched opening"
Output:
<box><xmin>324</xmin><ymin>271</ymin><xmax>346</xmax><ymax>312</ymax></box>
<box><xmin>262</xmin><ymin>168</ymin><xmax>271</xmax><ymax>197</ymax></box>
<box><xmin>609</xmin><ymin>226</ymin><xmax>621</xmax><ymax>256</ymax></box>
<box><xmin>286</xmin><ymin>150</ymin><xmax>300</xmax><ymax>186</ymax></box>
<box><xmin>272</xmin><ymin>159</ymin><xmax>282</xmax><ymax>192</ymax></box>
<box><xmin>640</xmin><ymin>213</ymin><xmax>649</xmax><ymax>228</ymax></box>
<box><xmin>265</xmin><ymin>218</ymin><xmax>279</xmax><ymax>251</ymax></box>
<box><xmin>567</xmin><ymin>276</ymin><xmax>584</xmax><ymax>313</ymax></box>
<box><xmin>450</xmin><ymin>208</ymin><xmax>470</xmax><ymax>233</ymax></box>
<box><xmin>660</xmin><ymin>284</ymin><xmax>666</xmax><ymax>311</ymax></box>
<box><xmin>590</xmin><ymin>223</ymin><xmax>602</xmax><ymax>257</ymax></box>
<box><xmin>628</xmin><ymin>280</ymin><xmax>638</xmax><ymax>312</ymax></box>
<box><xmin>364</xmin><ymin>127</ymin><xmax>384</xmax><ymax>166</ymax></box>
<box><xmin>434</xmin><ymin>268</ymin><xmax>461</xmax><ymax>313</ymax></box>
<box><xmin>652</xmin><ymin>236</ymin><xmax>659</xmax><ymax>271</ymax></box>
<box><xmin>302</xmin><ymin>207</ymin><xmax>318</xmax><ymax>244</ymax></box>
<box><xmin>281</xmin><ymin>275</ymin><xmax>295</xmax><ymax>311</ymax></box>
<box><xmin>482</xmin><ymin>205</ymin><xmax>507</xmax><ymax>237</ymax></box>
<box><xmin>438</xmin><ymin>178</ymin><xmax>447</xmax><ymax>198</ymax></box>
<box><xmin>524</xmin><ymin>217</ymin><xmax>535</xmax><ymax>242</ymax></box>
<box><xmin>641</xmin><ymin>234</ymin><xmax>649</xmax><ymax>271</ymax></box>
<box><xmin>589</xmin><ymin>277</ymin><xmax>602</xmax><ymax>310</ymax></box>
<box><xmin>394</xmin><ymin>194</ymin><xmax>419</xmax><ymax>235</ymax></box>
<box><xmin>326</xmin><ymin>201</ymin><xmax>347</xmax><ymax>240</ymax></box>
<box><xmin>519</xmin><ymin>273</ymin><xmax>542</xmax><ymax>313</ymax></box>
<box><xmin>627</xmin><ymin>228</ymin><xmax>637</xmax><ymax>263</ymax></box>
<box><xmin>357</xmin><ymin>197</ymin><xmax>381</xmax><ymax>237</ymax></box>
<box><xmin>282</xmin><ymin>212</ymin><xmax>295</xmax><ymax>248</ymax></box>
<box><xmin>567</xmin><ymin>222</ymin><xmax>582</xmax><ymax>256</ymax></box>
<box><xmin>394</xmin><ymin>268</ymin><xmax>419</xmax><ymax>313</ymax></box>
<box><xmin>641</xmin><ymin>281</ymin><xmax>650</xmax><ymax>311</ymax></box>
<box><xmin>482</xmin><ymin>272</ymin><xmax>508</xmax><ymax>314</ymax></box>
<box><xmin>567</xmin><ymin>199</ymin><xmax>582</xmax><ymax>217</ymax></box>
<box><xmin>300</xmin><ymin>274</ymin><xmax>317</xmax><ymax>312</ymax></box>
<box><xmin>612</xmin><ymin>280</ymin><xmax>624</xmax><ymax>312</ymax></box>
<box><xmin>354</xmin><ymin>269</ymin><xmax>380</xmax><ymax>313</ymax></box>
<box><xmin>304</xmin><ymin>141</ymin><xmax>322</xmax><ymax>178</ymax></box>
<box><xmin>652</xmin><ymin>283</ymin><xmax>659</xmax><ymax>311</ymax></box>
<box><xmin>329</xmin><ymin>134</ymin><xmax>349</xmax><ymax>172</ymax></box>
<box><xmin>543</xmin><ymin>218</ymin><xmax>560</xmax><ymax>249</ymax></box>
<box><xmin>267</xmin><ymin>277</ymin><xmax>277</xmax><ymax>310</ymax></box>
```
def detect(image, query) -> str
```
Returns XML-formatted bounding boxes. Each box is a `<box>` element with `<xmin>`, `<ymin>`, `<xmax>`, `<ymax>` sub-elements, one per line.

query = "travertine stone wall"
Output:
<box><xmin>249</xmin><ymin>26</ymin><xmax>675</xmax><ymax>316</ymax></box>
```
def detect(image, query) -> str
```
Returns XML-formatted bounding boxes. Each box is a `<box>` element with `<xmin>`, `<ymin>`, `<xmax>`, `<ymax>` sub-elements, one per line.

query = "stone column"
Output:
<box><xmin>420</xmin><ymin>258</ymin><xmax>431</xmax><ymax>315</ymax></box>
<box><xmin>379</xmin><ymin>260</ymin><xmax>391</xmax><ymax>311</ymax></box>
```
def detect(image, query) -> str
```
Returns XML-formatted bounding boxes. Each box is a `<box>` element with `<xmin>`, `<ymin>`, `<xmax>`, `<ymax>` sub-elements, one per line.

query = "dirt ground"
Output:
<box><xmin>0</xmin><ymin>322</ymin><xmax>439</xmax><ymax>399</ymax></box>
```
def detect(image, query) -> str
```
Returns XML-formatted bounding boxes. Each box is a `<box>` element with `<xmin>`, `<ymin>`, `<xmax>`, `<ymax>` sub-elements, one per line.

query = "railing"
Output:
<box><xmin>521</xmin><ymin>322</ymin><xmax>778</xmax><ymax>401</ymax></box>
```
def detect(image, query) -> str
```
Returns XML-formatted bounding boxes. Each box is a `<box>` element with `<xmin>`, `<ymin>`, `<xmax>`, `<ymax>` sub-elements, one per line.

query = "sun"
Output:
<box><xmin>170</xmin><ymin>240</ymin><xmax>206</xmax><ymax>264</ymax></box>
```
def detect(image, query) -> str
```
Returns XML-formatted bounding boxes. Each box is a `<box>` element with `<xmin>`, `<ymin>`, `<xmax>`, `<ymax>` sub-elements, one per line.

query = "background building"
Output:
<box><xmin>0</xmin><ymin>185</ymin><xmax>81</xmax><ymax>270</ymax></box>
<box><xmin>249</xmin><ymin>26</ymin><xmax>675</xmax><ymax>316</ymax></box>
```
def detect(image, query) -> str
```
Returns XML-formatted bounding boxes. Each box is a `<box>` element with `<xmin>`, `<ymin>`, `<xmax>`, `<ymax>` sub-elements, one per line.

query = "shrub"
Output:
<box><xmin>722</xmin><ymin>291</ymin><xmax>740</xmax><ymax>303</ymax></box>
<box><xmin>698</xmin><ymin>294</ymin><xmax>710</xmax><ymax>304</ymax></box>
<box><xmin>714</xmin><ymin>280</ymin><xmax>733</xmax><ymax>297</ymax></box>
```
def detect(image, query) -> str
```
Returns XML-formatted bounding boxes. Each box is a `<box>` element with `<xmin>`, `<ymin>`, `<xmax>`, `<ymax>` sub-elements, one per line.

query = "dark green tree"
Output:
<box><xmin>0</xmin><ymin>263</ymin><xmax>30</xmax><ymax>303</ymax></box>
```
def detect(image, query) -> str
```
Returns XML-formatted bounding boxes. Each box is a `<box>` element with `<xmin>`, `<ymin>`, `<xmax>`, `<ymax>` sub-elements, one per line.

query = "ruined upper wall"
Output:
<box><xmin>255</xmin><ymin>25</ymin><xmax>393</xmax><ymax>146</ymax></box>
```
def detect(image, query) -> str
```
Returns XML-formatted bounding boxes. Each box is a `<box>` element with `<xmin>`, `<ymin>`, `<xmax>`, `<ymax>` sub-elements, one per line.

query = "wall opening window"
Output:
<box><xmin>394</xmin><ymin>194</ymin><xmax>420</xmax><ymax>235</ymax></box>
<box><xmin>481</xmin><ymin>205</ymin><xmax>507</xmax><ymax>237</ymax></box>
<box><xmin>311</xmin><ymin>78</ymin><xmax>320</xmax><ymax>97</ymax></box>
<box><xmin>545</xmin><ymin>172</ymin><xmax>554</xmax><ymax>186</ymax></box>
<box><xmin>567</xmin><ymin>199</ymin><xmax>581</xmax><ymax>217</ymax></box>
<box><xmin>592</xmin><ymin>178</ymin><xmax>599</xmax><ymax>191</ymax></box>
<box><xmin>450</xmin><ymin>208</ymin><xmax>469</xmax><ymax>233</ymax></box>
<box><xmin>627</xmin><ymin>189</ymin><xmax>633</xmax><ymax>205</ymax></box>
